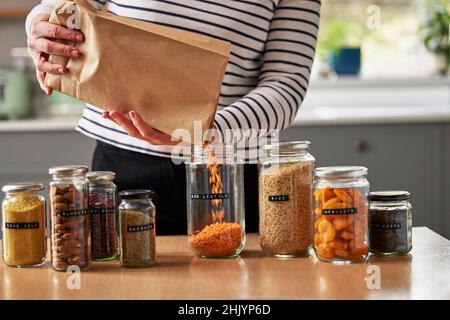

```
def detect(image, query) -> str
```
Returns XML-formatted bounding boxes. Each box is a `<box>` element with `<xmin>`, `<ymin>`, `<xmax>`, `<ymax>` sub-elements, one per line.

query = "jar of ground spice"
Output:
<box><xmin>259</xmin><ymin>141</ymin><xmax>315</xmax><ymax>257</ymax></box>
<box><xmin>119</xmin><ymin>190</ymin><xmax>156</xmax><ymax>268</ymax></box>
<box><xmin>313</xmin><ymin>167</ymin><xmax>370</xmax><ymax>264</ymax></box>
<box><xmin>87</xmin><ymin>171</ymin><xmax>118</xmax><ymax>261</ymax></box>
<box><xmin>186</xmin><ymin>144</ymin><xmax>245</xmax><ymax>258</ymax></box>
<box><xmin>2</xmin><ymin>183</ymin><xmax>46</xmax><ymax>267</ymax></box>
<box><xmin>49</xmin><ymin>165</ymin><xmax>90</xmax><ymax>271</ymax></box>
<box><xmin>369</xmin><ymin>191</ymin><xmax>412</xmax><ymax>256</ymax></box>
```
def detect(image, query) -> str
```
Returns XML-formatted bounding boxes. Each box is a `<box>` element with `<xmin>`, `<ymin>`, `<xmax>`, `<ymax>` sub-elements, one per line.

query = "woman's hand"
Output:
<box><xmin>27</xmin><ymin>13</ymin><xmax>84</xmax><ymax>95</ymax></box>
<box><xmin>103</xmin><ymin>111</ymin><xmax>181</xmax><ymax>146</ymax></box>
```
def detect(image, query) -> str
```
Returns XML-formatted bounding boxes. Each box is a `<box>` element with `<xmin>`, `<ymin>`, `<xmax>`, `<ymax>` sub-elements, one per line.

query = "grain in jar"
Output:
<box><xmin>259</xmin><ymin>141</ymin><xmax>314</xmax><ymax>257</ymax></box>
<box><xmin>49</xmin><ymin>165</ymin><xmax>90</xmax><ymax>271</ymax></box>
<box><xmin>2</xmin><ymin>183</ymin><xmax>46</xmax><ymax>267</ymax></box>
<box><xmin>119</xmin><ymin>190</ymin><xmax>156</xmax><ymax>268</ymax></box>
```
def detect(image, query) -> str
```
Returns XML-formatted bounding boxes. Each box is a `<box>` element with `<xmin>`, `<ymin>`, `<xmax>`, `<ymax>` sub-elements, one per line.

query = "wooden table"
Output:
<box><xmin>1</xmin><ymin>227</ymin><xmax>449</xmax><ymax>300</ymax></box>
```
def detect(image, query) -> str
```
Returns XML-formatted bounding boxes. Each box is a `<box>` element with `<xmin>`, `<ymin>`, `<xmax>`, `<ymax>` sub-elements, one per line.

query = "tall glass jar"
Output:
<box><xmin>259</xmin><ymin>141</ymin><xmax>315</xmax><ymax>257</ymax></box>
<box><xmin>369</xmin><ymin>191</ymin><xmax>412</xmax><ymax>256</ymax></box>
<box><xmin>49</xmin><ymin>165</ymin><xmax>90</xmax><ymax>271</ymax></box>
<box><xmin>2</xmin><ymin>183</ymin><xmax>46</xmax><ymax>267</ymax></box>
<box><xmin>87</xmin><ymin>171</ymin><xmax>118</xmax><ymax>261</ymax></box>
<box><xmin>186</xmin><ymin>144</ymin><xmax>245</xmax><ymax>258</ymax></box>
<box><xmin>119</xmin><ymin>190</ymin><xmax>156</xmax><ymax>268</ymax></box>
<box><xmin>313</xmin><ymin>166</ymin><xmax>369</xmax><ymax>264</ymax></box>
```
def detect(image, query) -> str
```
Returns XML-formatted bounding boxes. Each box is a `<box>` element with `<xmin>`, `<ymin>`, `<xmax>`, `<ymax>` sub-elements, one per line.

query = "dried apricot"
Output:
<box><xmin>329</xmin><ymin>239</ymin><xmax>348</xmax><ymax>250</ymax></box>
<box><xmin>316</xmin><ymin>243</ymin><xmax>334</xmax><ymax>260</ymax></box>
<box><xmin>341</xmin><ymin>231</ymin><xmax>354</xmax><ymax>240</ymax></box>
<box><xmin>334</xmin><ymin>188</ymin><xmax>353</xmax><ymax>203</ymax></box>
<box><xmin>323</xmin><ymin>197</ymin><xmax>341</xmax><ymax>209</ymax></box>
<box><xmin>334</xmin><ymin>249</ymin><xmax>350</xmax><ymax>258</ymax></box>
<box><xmin>332</xmin><ymin>217</ymin><xmax>349</xmax><ymax>230</ymax></box>
<box><xmin>318</xmin><ymin>219</ymin><xmax>335</xmax><ymax>242</ymax></box>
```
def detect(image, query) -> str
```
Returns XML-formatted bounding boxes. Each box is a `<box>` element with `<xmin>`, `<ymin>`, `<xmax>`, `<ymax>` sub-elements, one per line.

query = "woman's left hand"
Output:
<box><xmin>103</xmin><ymin>110</ymin><xmax>180</xmax><ymax>146</ymax></box>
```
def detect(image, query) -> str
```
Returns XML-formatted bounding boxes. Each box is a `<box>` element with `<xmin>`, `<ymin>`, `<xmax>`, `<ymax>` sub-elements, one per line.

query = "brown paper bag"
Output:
<box><xmin>45</xmin><ymin>0</ymin><xmax>230</xmax><ymax>138</ymax></box>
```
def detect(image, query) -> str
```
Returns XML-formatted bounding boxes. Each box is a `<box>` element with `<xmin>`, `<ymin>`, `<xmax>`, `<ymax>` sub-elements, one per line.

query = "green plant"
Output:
<box><xmin>420</xmin><ymin>0</ymin><xmax>449</xmax><ymax>57</ymax></box>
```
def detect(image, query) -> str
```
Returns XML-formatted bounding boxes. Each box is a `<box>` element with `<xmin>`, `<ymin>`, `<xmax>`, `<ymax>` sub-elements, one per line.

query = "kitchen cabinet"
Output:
<box><xmin>0</xmin><ymin>130</ymin><xmax>96</xmax><ymax>238</ymax></box>
<box><xmin>282</xmin><ymin>123</ymin><xmax>449</xmax><ymax>238</ymax></box>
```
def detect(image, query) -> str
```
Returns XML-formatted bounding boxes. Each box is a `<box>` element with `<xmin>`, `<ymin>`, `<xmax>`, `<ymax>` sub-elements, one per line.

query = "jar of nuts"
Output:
<box><xmin>49</xmin><ymin>165</ymin><xmax>90</xmax><ymax>271</ymax></box>
<box><xmin>313</xmin><ymin>166</ymin><xmax>370</xmax><ymax>264</ymax></box>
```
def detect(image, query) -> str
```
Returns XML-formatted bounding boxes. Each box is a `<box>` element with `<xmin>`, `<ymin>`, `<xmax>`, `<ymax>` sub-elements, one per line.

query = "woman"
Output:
<box><xmin>26</xmin><ymin>0</ymin><xmax>321</xmax><ymax>235</ymax></box>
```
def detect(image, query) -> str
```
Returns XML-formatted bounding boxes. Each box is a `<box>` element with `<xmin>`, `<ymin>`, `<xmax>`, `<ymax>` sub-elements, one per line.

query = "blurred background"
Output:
<box><xmin>0</xmin><ymin>0</ymin><xmax>449</xmax><ymax>237</ymax></box>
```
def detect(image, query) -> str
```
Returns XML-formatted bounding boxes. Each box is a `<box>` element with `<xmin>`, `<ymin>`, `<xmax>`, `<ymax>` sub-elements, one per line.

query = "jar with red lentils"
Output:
<box><xmin>313</xmin><ymin>166</ymin><xmax>369</xmax><ymax>264</ymax></box>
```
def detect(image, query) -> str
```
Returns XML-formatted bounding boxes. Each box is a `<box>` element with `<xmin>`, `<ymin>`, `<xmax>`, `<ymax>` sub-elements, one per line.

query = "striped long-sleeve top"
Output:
<box><xmin>27</xmin><ymin>0</ymin><xmax>321</xmax><ymax>161</ymax></box>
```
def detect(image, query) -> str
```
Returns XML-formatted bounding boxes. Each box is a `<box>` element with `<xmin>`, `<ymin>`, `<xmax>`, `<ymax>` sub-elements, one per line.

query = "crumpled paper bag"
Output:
<box><xmin>45</xmin><ymin>0</ymin><xmax>230</xmax><ymax>138</ymax></box>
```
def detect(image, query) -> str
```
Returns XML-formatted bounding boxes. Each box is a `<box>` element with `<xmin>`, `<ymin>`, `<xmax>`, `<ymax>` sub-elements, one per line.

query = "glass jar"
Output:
<box><xmin>87</xmin><ymin>171</ymin><xmax>118</xmax><ymax>261</ymax></box>
<box><xmin>49</xmin><ymin>165</ymin><xmax>90</xmax><ymax>271</ymax></box>
<box><xmin>369</xmin><ymin>191</ymin><xmax>412</xmax><ymax>256</ymax></box>
<box><xmin>259</xmin><ymin>141</ymin><xmax>314</xmax><ymax>257</ymax></box>
<box><xmin>119</xmin><ymin>190</ymin><xmax>156</xmax><ymax>268</ymax></box>
<box><xmin>2</xmin><ymin>183</ymin><xmax>46</xmax><ymax>267</ymax></box>
<box><xmin>313</xmin><ymin>166</ymin><xmax>369</xmax><ymax>264</ymax></box>
<box><xmin>186</xmin><ymin>144</ymin><xmax>245</xmax><ymax>258</ymax></box>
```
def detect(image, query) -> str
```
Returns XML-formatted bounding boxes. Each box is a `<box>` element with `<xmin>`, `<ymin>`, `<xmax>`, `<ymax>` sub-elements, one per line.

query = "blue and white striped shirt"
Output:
<box><xmin>27</xmin><ymin>0</ymin><xmax>321</xmax><ymax>160</ymax></box>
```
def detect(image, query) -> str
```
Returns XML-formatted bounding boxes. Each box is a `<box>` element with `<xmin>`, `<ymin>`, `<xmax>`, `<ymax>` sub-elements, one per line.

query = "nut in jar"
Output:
<box><xmin>313</xmin><ymin>166</ymin><xmax>369</xmax><ymax>264</ymax></box>
<box><xmin>49</xmin><ymin>165</ymin><xmax>90</xmax><ymax>271</ymax></box>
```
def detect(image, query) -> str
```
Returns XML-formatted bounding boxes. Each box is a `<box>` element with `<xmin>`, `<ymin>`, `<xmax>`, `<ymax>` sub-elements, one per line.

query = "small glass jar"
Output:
<box><xmin>313</xmin><ymin>166</ymin><xmax>369</xmax><ymax>264</ymax></box>
<box><xmin>49</xmin><ymin>165</ymin><xmax>90</xmax><ymax>271</ymax></box>
<box><xmin>369</xmin><ymin>191</ymin><xmax>412</xmax><ymax>256</ymax></box>
<box><xmin>87</xmin><ymin>171</ymin><xmax>118</xmax><ymax>261</ymax></box>
<box><xmin>186</xmin><ymin>144</ymin><xmax>245</xmax><ymax>258</ymax></box>
<box><xmin>119</xmin><ymin>190</ymin><xmax>156</xmax><ymax>268</ymax></box>
<box><xmin>2</xmin><ymin>183</ymin><xmax>46</xmax><ymax>267</ymax></box>
<box><xmin>259</xmin><ymin>141</ymin><xmax>315</xmax><ymax>257</ymax></box>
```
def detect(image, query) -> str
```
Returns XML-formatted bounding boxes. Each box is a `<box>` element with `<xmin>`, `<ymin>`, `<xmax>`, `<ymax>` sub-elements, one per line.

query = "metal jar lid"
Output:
<box><xmin>315</xmin><ymin>166</ymin><xmax>368</xmax><ymax>179</ymax></box>
<box><xmin>86</xmin><ymin>171</ymin><xmax>116</xmax><ymax>182</ymax></box>
<box><xmin>119</xmin><ymin>189</ymin><xmax>154</xmax><ymax>200</ymax></box>
<box><xmin>369</xmin><ymin>191</ymin><xmax>411</xmax><ymax>202</ymax></box>
<box><xmin>2</xmin><ymin>182</ymin><xmax>44</xmax><ymax>193</ymax></box>
<box><xmin>264</xmin><ymin>141</ymin><xmax>311</xmax><ymax>155</ymax></box>
<box><xmin>49</xmin><ymin>165</ymin><xmax>88</xmax><ymax>176</ymax></box>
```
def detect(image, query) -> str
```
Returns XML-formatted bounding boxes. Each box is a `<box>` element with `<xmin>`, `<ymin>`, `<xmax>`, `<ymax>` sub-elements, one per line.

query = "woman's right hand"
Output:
<box><xmin>27</xmin><ymin>13</ymin><xmax>85</xmax><ymax>95</ymax></box>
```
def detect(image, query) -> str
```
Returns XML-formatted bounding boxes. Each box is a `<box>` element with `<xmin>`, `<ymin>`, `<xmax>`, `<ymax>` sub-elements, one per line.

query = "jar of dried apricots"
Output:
<box><xmin>313</xmin><ymin>166</ymin><xmax>369</xmax><ymax>264</ymax></box>
<box><xmin>186</xmin><ymin>144</ymin><xmax>245</xmax><ymax>258</ymax></box>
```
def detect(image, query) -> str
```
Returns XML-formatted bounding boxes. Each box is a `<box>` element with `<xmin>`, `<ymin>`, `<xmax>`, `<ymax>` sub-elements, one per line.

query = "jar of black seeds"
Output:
<box><xmin>368</xmin><ymin>191</ymin><xmax>412</xmax><ymax>256</ymax></box>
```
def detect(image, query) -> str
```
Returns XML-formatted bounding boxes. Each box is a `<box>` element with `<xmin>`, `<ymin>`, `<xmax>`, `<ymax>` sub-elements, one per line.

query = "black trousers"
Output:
<box><xmin>92</xmin><ymin>141</ymin><xmax>259</xmax><ymax>235</ymax></box>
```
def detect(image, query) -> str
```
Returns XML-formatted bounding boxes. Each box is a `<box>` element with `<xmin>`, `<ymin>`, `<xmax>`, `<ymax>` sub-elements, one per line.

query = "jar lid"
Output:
<box><xmin>2</xmin><ymin>182</ymin><xmax>44</xmax><ymax>193</ymax></box>
<box><xmin>264</xmin><ymin>141</ymin><xmax>311</xmax><ymax>155</ymax></box>
<box><xmin>86</xmin><ymin>171</ymin><xmax>116</xmax><ymax>182</ymax></box>
<box><xmin>315</xmin><ymin>166</ymin><xmax>368</xmax><ymax>179</ymax></box>
<box><xmin>119</xmin><ymin>189</ymin><xmax>154</xmax><ymax>200</ymax></box>
<box><xmin>369</xmin><ymin>191</ymin><xmax>411</xmax><ymax>201</ymax></box>
<box><xmin>49</xmin><ymin>165</ymin><xmax>88</xmax><ymax>176</ymax></box>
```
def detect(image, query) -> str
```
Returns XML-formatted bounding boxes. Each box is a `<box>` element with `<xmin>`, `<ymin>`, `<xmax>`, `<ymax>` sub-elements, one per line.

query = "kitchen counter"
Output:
<box><xmin>1</xmin><ymin>104</ymin><xmax>450</xmax><ymax>133</ymax></box>
<box><xmin>0</xmin><ymin>227</ymin><xmax>449</xmax><ymax>300</ymax></box>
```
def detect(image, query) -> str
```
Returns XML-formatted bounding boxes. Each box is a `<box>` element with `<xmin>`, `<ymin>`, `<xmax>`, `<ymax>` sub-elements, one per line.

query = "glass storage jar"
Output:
<box><xmin>119</xmin><ymin>190</ymin><xmax>156</xmax><ymax>268</ymax></box>
<box><xmin>259</xmin><ymin>141</ymin><xmax>314</xmax><ymax>257</ymax></box>
<box><xmin>2</xmin><ymin>183</ymin><xmax>46</xmax><ymax>267</ymax></box>
<box><xmin>49</xmin><ymin>165</ymin><xmax>90</xmax><ymax>271</ymax></box>
<box><xmin>369</xmin><ymin>191</ymin><xmax>412</xmax><ymax>256</ymax></box>
<box><xmin>313</xmin><ymin>166</ymin><xmax>369</xmax><ymax>264</ymax></box>
<box><xmin>87</xmin><ymin>171</ymin><xmax>118</xmax><ymax>261</ymax></box>
<box><xmin>186</xmin><ymin>144</ymin><xmax>245</xmax><ymax>258</ymax></box>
